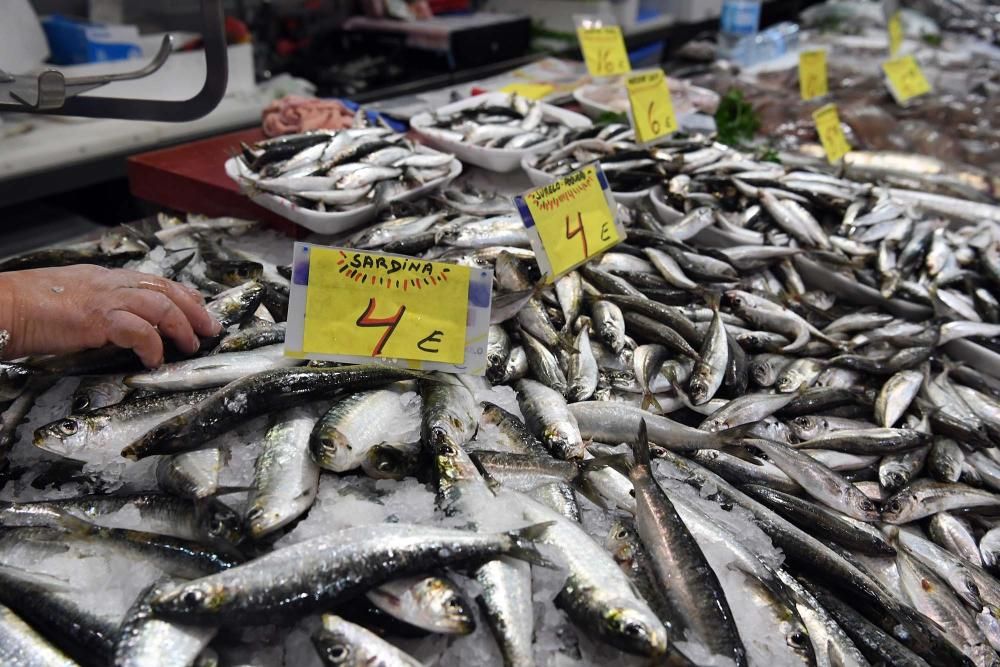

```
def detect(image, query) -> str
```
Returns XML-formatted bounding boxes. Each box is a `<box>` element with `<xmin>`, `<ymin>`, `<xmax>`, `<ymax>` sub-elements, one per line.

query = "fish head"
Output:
<box><xmin>783</xmin><ymin>622</ymin><xmax>813</xmax><ymax>664</ymax></box>
<box><xmin>311</xmin><ymin>628</ymin><xmax>359</xmax><ymax>667</ymax></box>
<box><xmin>544</xmin><ymin>426</ymin><xmax>586</xmax><ymax>460</ymax></box>
<box><xmin>688</xmin><ymin>376</ymin><xmax>710</xmax><ymax>405</ymax></box>
<box><xmin>604</xmin><ymin>519</ymin><xmax>639</xmax><ymax>567</ymax></box>
<box><xmin>434</xmin><ymin>443</ymin><xmax>479</xmax><ymax>485</ymax></box>
<box><xmin>198</xmin><ymin>498</ymin><xmax>246</xmax><ymax>547</ymax></box>
<box><xmin>750</xmin><ymin>361</ymin><xmax>776</xmax><ymax>387</ymax></box>
<box><xmin>410</xmin><ymin>576</ymin><xmax>475</xmax><ymax>634</ymax></box>
<box><xmin>363</xmin><ymin>443</ymin><xmax>420</xmax><ymax>481</ymax></box>
<box><xmin>309</xmin><ymin>429</ymin><xmax>354</xmax><ymax>472</ymax></box>
<box><xmin>847</xmin><ymin>489</ymin><xmax>881</xmax><ymax>523</ymax></box>
<box><xmin>152</xmin><ymin>580</ymin><xmax>230</xmax><ymax>616</ymax></box>
<box><xmin>880</xmin><ymin>491</ymin><xmax>917</xmax><ymax>524</ymax></box>
<box><xmin>787</xmin><ymin>416</ymin><xmax>823</xmax><ymax>441</ymax></box>
<box><xmin>603</xmin><ymin>604</ymin><xmax>668</xmax><ymax>656</ymax></box>
<box><xmin>33</xmin><ymin>414</ymin><xmax>110</xmax><ymax>460</ymax></box>
<box><xmin>775</xmin><ymin>373</ymin><xmax>799</xmax><ymax>393</ymax></box>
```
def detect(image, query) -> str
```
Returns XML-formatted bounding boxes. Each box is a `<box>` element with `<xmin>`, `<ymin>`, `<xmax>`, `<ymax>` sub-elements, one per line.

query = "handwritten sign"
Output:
<box><xmin>882</xmin><ymin>55</ymin><xmax>931</xmax><ymax>103</ymax></box>
<box><xmin>625</xmin><ymin>69</ymin><xmax>678</xmax><ymax>144</ymax></box>
<box><xmin>888</xmin><ymin>11</ymin><xmax>903</xmax><ymax>56</ymax></box>
<box><xmin>285</xmin><ymin>244</ymin><xmax>493</xmax><ymax>375</ymax></box>
<box><xmin>514</xmin><ymin>164</ymin><xmax>626</xmax><ymax>280</ymax></box>
<box><xmin>498</xmin><ymin>83</ymin><xmax>555</xmax><ymax>100</ymax></box>
<box><xmin>577</xmin><ymin>26</ymin><xmax>631</xmax><ymax>78</ymax></box>
<box><xmin>798</xmin><ymin>50</ymin><xmax>828</xmax><ymax>101</ymax></box>
<box><xmin>812</xmin><ymin>103</ymin><xmax>851</xmax><ymax>164</ymax></box>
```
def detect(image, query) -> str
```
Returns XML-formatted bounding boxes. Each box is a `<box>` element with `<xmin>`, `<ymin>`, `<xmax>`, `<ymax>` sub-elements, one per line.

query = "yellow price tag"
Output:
<box><xmin>577</xmin><ymin>26</ymin><xmax>631</xmax><ymax>78</ymax></box>
<box><xmin>798</xmin><ymin>50</ymin><xmax>828</xmax><ymax>101</ymax></box>
<box><xmin>498</xmin><ymin>83</ymin><xmax>555</xmax><ymax>100</ymax></box>
<box><xmin>515</xmin><ymin>164</ymin><xmax>625</xmax><ymax>280</ymax></box>
<box><xmin>882</xmin><ymin>55</ymin><xmax>931</xmax><ymax>103</ymax></box>
<box><xmin>301</xmin><ymin>248</ymin><xmax>470</xmax><ymax>364</ymax></box>
<box><xmin>625</xmin><ymin>69</ymin><xmax>678</xmax><ymax>144</ymax></box>
<box><xmin>888</xmin><ymin>11</ymin><xmax>903</xmax><ymax>56</ymax></box>
<box><xmin>812</xmin><ymin>103</ymin><xmax>851</xmax><ymax>164</ymax></box>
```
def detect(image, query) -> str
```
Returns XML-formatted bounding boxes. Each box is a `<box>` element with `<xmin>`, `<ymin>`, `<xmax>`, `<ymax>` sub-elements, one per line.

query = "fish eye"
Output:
<box><xmin>446</xmin><ymin>597</ymin><xmax>462</xmax><ymax>610</ymax></box>
<box><xmin>885</xmin><ymin>500</ymin><xmax>901</xmax><ymax>513</ymax></box>
<box><xmin>325</xmin><ymin>644</ymin><xmax>350</xmax><ymax>663</ymax></box>
<box><xmin>71</xmin><ymin>397</ymin><xmax>90</xmax><ymax>412</ymax></box>
<box><xmin>623</xmin><ymin>622</ymin><xmax>644</xmax><ymax>637</ymax></box>
<box><xmin>377</xmin><ymin>459</ymin><xmax>394</xmax><ymax>472</ymax></box>
<box><xmin>440</xmin><ymin>445</ymin><xmax>457</xmax><ymax>456</ymax></box>
<box><xmin>616</xmin><ymin>529</ymin><xmax>629</xmax><ymax>539</ymax></box>
<box><xmin>793</xmin><ymin>417</ymin><xmax>810</xmax><ymax>427</ymax></box>
<box><xmin>182</xmin><ymin>590</ymin><xmax>204</xmax><ymax>608</ymax></box>
<box><xmin>58</xmin><ymin>420</ymin><xmax>78</xmax><ymax>436</ymax></box>
<box><xmin>789</xmin><ymin>631</ymin><xmax>808</xmax><ymax>647</ymax></box>
<box><xmin>209</xmin><ymin>518</ymin><xmax>226</xmax><ymax>536</ymax></box>
<box><xmin>860</xmin><ymin>499</ymin><xmax>875</xmax><ymax>511</ymax></box>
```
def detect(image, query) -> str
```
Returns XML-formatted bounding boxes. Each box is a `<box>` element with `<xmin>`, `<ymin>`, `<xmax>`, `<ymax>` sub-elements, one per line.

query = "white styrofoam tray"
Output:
<box><xmin>224</xmin><ymin>157</ymin><xmax>462</xmax><ymax>235</ymax></box>
<box><xmin>410</xmin><ymin>92</ymin><xmax>592</xmax><ymax>173</ymax></box>
<box><xmin>521</xmin><ymin>153</ymin><xmax>659</xmax><ymax>206</ymax></box>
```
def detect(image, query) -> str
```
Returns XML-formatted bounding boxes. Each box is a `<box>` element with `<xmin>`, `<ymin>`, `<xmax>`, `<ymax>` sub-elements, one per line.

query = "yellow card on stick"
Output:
<box><xmin>882</xmin><ymin>55</ymin><xmax>931</xmax><ymax>103</ymax></box>
<box><xmin>285</xmin><ymin>245</ymin><xmax>496</xmax><ymax>375</ymax></box>
<box><xmin>514</xmin><ymin>164</ymin><xmax>626</xmax><ymax>280</ymax></box>
<box><xmin>577</xmin><ymin>26</ymin><xmax>631</xmax><ymax>78</ymax></box>
<box><xmin>812</xmin><ymin>103</ymin><xmax>851</xmax><ymax>163</ymax></box>
<box><xmin>799</xmin><ymin>50</ymin><xmax>828</xmax><ymax>101</ymax></box>
<box><xmin>625</xmin><ymin>69</ymin><xmax>678</xmax><ymax>144</ymax></box>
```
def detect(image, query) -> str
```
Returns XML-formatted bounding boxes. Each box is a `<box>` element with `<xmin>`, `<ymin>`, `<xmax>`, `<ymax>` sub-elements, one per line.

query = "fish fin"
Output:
<box><xmin>640</xmin><ymin>391</ymin><xmax>663</xmax><ymax>413</ymax></box>
<box><xmin>44</xmin><ymin>508</ymin><xmax>99</xmax><ymax>536</ymax></box>
<box><xmin>717</xmin><ymin>421</ymin><xmax>759</xmax><ymax>445</ymax></box>
<box><xmin>0</xmin><ymin>564</ymin><xmax>71</xmax><ymax>591</ymax></box>
<box><xmin>210</xmin><ymin>485</ymin><xmax>255</xmax><ymax>496</ymax></box>
<box><xmin>557</xmin><ymin>331</ymin><xmax>578</xmax><ymax>355</ymax></box>
<box><xmin>506</xmin><ymin>522</ymin><xmax>557</xmax><ymax>568</ymax></box>
<box><xmin>579</xmin><ymin>454</ymin><xmax>629</xmax><ymax>474</ymax></box>
<box><xmin>573</xmin><ymin>477</ymin><xmax>609</xmax><ymax>510</ymax></box>
<box><xmin>632</xmin><ymin>419</ymin><xmax>651</xmax><ymax>469</ymax></box>
<box><xmin>468</xmin><ymin>454</ymin><xmax>503</xmax><ymax>496</ymax></box>
<box><xmin>720</xmin><ymin>445</ymin><xmax>764</xmax><ymax>465</ymax></box>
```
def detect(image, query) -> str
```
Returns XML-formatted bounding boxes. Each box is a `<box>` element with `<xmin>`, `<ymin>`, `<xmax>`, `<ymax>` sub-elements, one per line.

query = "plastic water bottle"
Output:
<box><xmin>742</xmin><ymin>21</ymin><xmax>801</xmax><ymax>66</ymax></box>
<box><xmin>718</xmin><ymin>0</ymin><xmax>762</xmax><ymax>60</ymax></box>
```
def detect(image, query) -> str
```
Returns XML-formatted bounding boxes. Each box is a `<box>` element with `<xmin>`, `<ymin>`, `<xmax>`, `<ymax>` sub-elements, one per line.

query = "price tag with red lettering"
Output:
<box><xmin>285</xmin><ymin>245</ymin><xmax>493</xmax><ymax>375</ymax></box>
<box><xmin>625</xmin><ymin>69</ymin><xmax>678</xmax><ymax>145</ymax></box>
<box><xmin>514</xmin><ymin>163</ymin><xmax>626</xmax><ymax>281</ymax></box>
<box><xmin>577</xmin><ymin>26</ymin><xmax>631</xmax><ymax>78</ymax></box>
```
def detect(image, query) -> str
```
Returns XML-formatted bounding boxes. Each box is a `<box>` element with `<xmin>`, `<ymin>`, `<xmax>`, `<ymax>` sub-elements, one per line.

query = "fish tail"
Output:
<box><xmin>506</xmin><ymin>522</ymin><xmax>557</xmax><ymax>568</ymax></box>
<box><xmin>557</xmin><ymin>331</ymin><xmax>578</xmax><ymax>354</ymax></box>
<box><xmin>716</xmin><ymin>422</ymin><xmax>764</xmax><ymax>465</ymax></box>
<box><xmin>632</xmin><ymin>419</ymin><xmax>651</xmax><ymax>469</ymax></box>
<box><xmin>640</xmin><ymin>391</ymin><xmax>663</xmax><ymax>413</ymax></box>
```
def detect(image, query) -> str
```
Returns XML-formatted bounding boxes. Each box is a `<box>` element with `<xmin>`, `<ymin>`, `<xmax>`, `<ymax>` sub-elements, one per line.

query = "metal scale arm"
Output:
<box><xmin>0</xmin><ymin>0</ymin><xmax>228</xmax><ymax>122</ymax></box>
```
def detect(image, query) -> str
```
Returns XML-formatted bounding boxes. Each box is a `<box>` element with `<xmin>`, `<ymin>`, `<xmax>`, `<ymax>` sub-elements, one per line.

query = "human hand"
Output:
<box><xmin>0</xmin><ymin>265</ymin><xmax>222</xmax><ymax>368</ymax></box>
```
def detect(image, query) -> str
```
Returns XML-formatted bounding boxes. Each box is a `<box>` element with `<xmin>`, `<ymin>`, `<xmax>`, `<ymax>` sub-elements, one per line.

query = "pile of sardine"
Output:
<box><xmin>234</xmin><ymin>127</ymin><xmax>458</xmax><ymax>212</ymax></box>
<box><xmin>416</xmin><ymin>94</ymin><xmax>570</xmax><ymax>150</ymax></box>
<box><xmin>529</xmin><ymin>123</ymin><xmax>680</xmax><ymax>193</ymax></box>
<box><xmin>2</xmin><ymin>131</ymin><xmax>1000</xmax><ymax>667</ymax></box>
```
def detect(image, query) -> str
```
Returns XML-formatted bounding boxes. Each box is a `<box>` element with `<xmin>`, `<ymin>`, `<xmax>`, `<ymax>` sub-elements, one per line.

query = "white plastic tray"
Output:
<box><xmin>521</xmin><ymin>153</ymin><xmax>658</xmax><ymax>206</ymax></box>
<box><xmin>410</xmin><ymin>92</ymin><xmax>591</xmax><ymax>173</ymax></box>
<box><xmin>224</xmin><ymin>157</ymin><xmax>462</xmax><ymax>235</ymax></box>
